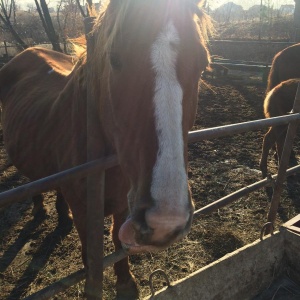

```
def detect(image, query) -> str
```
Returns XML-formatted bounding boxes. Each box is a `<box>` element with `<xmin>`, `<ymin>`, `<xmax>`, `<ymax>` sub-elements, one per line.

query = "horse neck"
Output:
<box><xmin>71</xmin><ymin>59</ymin><xmax>116</xmax><ymax>156</ymax></box>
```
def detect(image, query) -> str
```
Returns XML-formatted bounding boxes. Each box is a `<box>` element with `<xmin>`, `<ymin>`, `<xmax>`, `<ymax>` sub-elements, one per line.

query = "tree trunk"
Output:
<box><xmin>0</xmin><ymin>0</ymin><xmax>28</xmax><ymax>50</ymax></box>
<box><xmin>34</xmin><ymin>0</ymin><xmax>62</xmax><ymax>52</ymax></box>
<box><xmin>75</xmin><ymin>0</ymin><xmax>87</xmax><ymax>18</ymax></box>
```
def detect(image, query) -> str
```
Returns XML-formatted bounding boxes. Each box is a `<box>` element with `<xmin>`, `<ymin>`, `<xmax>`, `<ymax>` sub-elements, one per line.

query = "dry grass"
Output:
<box><xmin>214</xmin><ymin>16</ymin><xmax>294</xmax><ymax>41</ymax></box>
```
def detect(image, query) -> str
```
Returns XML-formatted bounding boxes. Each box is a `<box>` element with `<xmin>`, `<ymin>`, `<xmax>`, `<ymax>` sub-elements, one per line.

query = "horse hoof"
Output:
<box><xmin>116</xmin><ymin>278</ymin><xmax>139</xmax><ymax>300</ymax></box>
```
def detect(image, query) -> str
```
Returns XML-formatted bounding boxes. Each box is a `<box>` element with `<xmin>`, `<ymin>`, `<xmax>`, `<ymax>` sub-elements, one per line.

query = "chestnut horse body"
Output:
<box><xmin>260</xmin><ymin>79</ymin><xmax>300</xmax><ymax>178</ymax></box>
<box><xmin>261</xmin><ymin>42</ymin><xmax>300</xmax><ymax>179</ymax></box>
<box><xmin>267</xmin><ymin>43</ymin><xmax>300</xmax><ymax>93</ymax></box>
<box><xmin>0</xmin><ymin>0</ymin><xmax>210</xmax><ymax>298</ymax></box>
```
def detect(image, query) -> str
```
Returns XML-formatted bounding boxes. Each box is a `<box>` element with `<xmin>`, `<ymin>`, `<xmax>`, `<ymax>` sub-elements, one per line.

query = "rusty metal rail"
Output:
<box><xmin>0</xmin><ymin>155</ymin><xmax>118</xmax><ymax>208</ymax></box>
<box><xmin>1</xmin><ymin>113</ymin><xmax>300</xmax><ymax>209</ymax></box>
<box><xmin>188</xmin><ymin>113</ymin><xmax>300</xmax><ymax>143</ymax></box>
<box><xmin>194</xmin><ymin>164</ymin><xmax>300</xmax><ymax>217</ymax></box>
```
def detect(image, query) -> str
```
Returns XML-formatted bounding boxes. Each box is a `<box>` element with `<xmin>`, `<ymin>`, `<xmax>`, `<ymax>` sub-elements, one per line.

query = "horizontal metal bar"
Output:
<box><xmin>188</xmin><ymin>114</ymin><xmax>300</xmax><ymax>143</ymax></box>
<box><xmin>0</xmin><ymin>155</ymin><xmax>118</xmax><ymax>208</ymax></box>
<box><xmin>211</xmin><ymin>63</ymin><xmax>267</xmax><ymax>72</ymax></box>
<box><xmin>24</xmin><ymin>269</ymin><xmax>85</xmax><ymax>300</ymax></box>
<box><xmin>211</xmin><ymin>40</ymin><xmax>295</xmax><ymax>46</ymax></box>
<box><xmin>23</xmin><ymin>249</ymin><xmax>128</xmax><ymax>300</ymax></box>
<box><xmin>194</xmin><ymin>164</ymin><xmax>300</xmax><ymax>216</ymax></box>
<box><xmin>212</xmin><ymin>59</ymin><xmax>268</xmax><ymax>66</ymax></box>
<box><xmin>1</xmin><ymin>114</ymin><xmax>300</xmax><ymax>209</ymax></box>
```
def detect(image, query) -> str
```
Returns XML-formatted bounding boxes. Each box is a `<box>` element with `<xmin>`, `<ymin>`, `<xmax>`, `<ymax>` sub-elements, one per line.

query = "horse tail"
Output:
<box><xmin>263</xmin><ymin>88</ymin><xmax>273</xmax><ymax>118</ymax></box>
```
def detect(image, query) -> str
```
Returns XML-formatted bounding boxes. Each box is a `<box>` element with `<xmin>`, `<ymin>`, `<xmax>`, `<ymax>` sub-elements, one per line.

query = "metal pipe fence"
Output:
<box><xmin>1</xmin><ymin>113</ymin><xmax>299</xmax><ymax>209</ymax></box>
<box><xmin>2</xmin><ymin>111</ymin><xmax>300</xmax><ymax>299</ymax></box>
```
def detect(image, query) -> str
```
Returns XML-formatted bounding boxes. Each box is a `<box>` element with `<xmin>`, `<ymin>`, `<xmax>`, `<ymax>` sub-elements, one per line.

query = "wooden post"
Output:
<box><xmin>266</xmin><ymin>84</ymin><xmax>300</xmax><ymax>234</ymax></box>
<box><xmin>84</xmin><ymin>16</ymin><xmax>104</xmax><ymax>300</ymax></box>
<box><xmin>294</xmin><ymin>0</ymin><xmax>300</xmax><ymax>42</ymax></box>
<box><xmin>4</xmin><ymin>41</ymin><xmax>8</xmax><ymax>58</ymax></box>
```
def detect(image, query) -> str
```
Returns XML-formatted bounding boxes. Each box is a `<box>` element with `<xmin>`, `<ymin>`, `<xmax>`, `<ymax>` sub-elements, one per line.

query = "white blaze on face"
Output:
<box><xmin>150</xmin><ymin>21</ymin><xmax>188</xmax><ymax>211</ymax></box>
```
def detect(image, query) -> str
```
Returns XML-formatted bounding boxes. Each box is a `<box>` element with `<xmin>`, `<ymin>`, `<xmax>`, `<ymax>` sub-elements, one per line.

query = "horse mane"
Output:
<box><xmin>90</xmin><ymin>0</ymin><xmax>213</xmax><ymax>70</ymax></box>
<box><xmin>192</xmin><ymin>1</ymin><xmax>214</xmax><ymax>44</ymax></box>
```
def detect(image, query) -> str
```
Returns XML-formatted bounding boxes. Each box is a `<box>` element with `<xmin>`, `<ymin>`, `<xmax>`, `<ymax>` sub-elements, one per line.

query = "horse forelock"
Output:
<box><xmin>68</xmin><ymin>0</ymin><xmax>212</xmax><ymax>82</ymax></box>
<box><xmin>88</xmin><ymin>0</ymin><xmax>212</xmax><ymax>76</ymax></box>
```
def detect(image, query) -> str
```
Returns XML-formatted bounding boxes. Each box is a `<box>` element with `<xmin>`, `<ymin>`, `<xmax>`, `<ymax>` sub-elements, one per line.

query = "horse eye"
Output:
<box><xmin>110</xmin><ymin>53</ymin><xmax>122</xmax><ymax>70</ymax></box>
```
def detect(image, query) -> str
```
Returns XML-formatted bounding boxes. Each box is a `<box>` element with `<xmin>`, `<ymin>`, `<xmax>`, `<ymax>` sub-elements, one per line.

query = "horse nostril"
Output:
<box><xmin>143</xmin><ymin>209</ymin><xmax>191</xmax><ymax>243</ymax></box>
<box><xmin>132</xmin><ymin>219</ymin><xmax>154</xmax><ymax>244</ymax></box>
<box><xmin>139</xmin><ymin>224</ymin><xmax>153</xmax><ymax>235</ymax></box>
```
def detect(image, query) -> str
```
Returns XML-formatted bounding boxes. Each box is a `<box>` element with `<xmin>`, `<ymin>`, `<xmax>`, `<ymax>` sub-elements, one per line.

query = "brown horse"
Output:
<box><xmin>267</xmin><ymin>43</ymin><xmax>300</xmax><ymax>93</ymax></box>
<box><xmin>260</xmin><ymin>79</ymin><xmax>300</xmax><ymax>179</ymax></box>
<box><xmin>0</xmin><ymin>0</ymin><xmax>211</xmax><ymax>298</ymax></box>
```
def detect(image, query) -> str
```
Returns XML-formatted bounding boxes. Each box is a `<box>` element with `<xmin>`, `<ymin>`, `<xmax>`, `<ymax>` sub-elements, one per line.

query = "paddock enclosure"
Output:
<box><xmin>1</xmin><ymin>62</ymin><xmax>300</xmax><ymax>300</ymax></box>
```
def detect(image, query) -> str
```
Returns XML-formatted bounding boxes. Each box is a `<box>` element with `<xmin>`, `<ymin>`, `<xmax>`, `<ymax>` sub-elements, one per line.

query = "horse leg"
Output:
<box><xmin>290</xmin><ymin>149</ymin><xmax>298</xmax><ymax>167</ymax></box>
<box><xmin>112</xmin><ymin>210</ymin><xmax>139</xmax><ymax>300</ymax></box>
<box><xmin>272</xmin><ymin>145</ymin><xmax>278</xmax><ymax>162</ymax></box>
<box><xmin>55</xmin><ymin>190</ymin><xmax>73</xmax><ymax>228</ymax></box>
<box><xmin>60</xmin><ymin>185</ymin><xmax>87</xmax><ymax>257</ymax></box>
<box><xmin>260</xmin><ymin>127</ymin><xmax>278</xmax><ymax>178</ymax></box>
<box><xmin>31</xmin><ymin>194</ymin><xmax>47</xmax><ymax>219</ymax></box>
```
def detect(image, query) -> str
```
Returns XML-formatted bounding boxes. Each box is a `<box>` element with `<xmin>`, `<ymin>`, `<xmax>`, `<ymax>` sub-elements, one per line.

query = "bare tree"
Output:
<box><xmin>57</xmin><ymin>0</ymin><xmax>68</xmax><ymax>52</ymax></box>
<box><xmin>0</xmin><ymin>0</ymin><xmax>27</xmax><ymax>49</ymax></box>
<box><xmin>57</xmin><ymin>0</ymin><xmax>85</xmax><ymax>52</ymax></box>
<box><xmin>75</xmin><ymin>0</ymin><xmax>86</xmax><ymax>18</ymax></box>
<box><xmin>86</xmin><ymin>0</ymin><xmax>93</xmax><ymax>15</ymax></box>
<box><xmin>34</xmin><ymin>0</ymin><xmax>62</xmax><ymax>52</ymax></box>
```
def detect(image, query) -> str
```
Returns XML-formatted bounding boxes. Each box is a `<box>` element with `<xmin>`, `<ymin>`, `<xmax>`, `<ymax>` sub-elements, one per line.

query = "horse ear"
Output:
<box><xmin>193</xmin><ymin>0</ymin><xmax>206</xmax><ymax>7</ymax></box>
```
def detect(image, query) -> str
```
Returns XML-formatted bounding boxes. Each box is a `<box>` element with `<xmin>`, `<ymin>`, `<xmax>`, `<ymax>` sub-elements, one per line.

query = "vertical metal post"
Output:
<box><xmin>266</xmin><ymin>84</ymin><xmax>300</xmax><ymax>233</ymax></box>
<box><xmin>84</xmin><ymin>17</ymin><xmax>104</xmax><ymax>300</ymax></box>
<box><xmin>294</xmin><ymin>0</ymin><xmax>300</xmax><ymax>42</ymax></box>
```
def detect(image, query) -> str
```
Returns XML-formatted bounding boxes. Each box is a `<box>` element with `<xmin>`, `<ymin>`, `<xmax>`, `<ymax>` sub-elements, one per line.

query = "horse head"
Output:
<box><xmin>91</xmin><ymin>0</ymin><xmax>210</xmax><ymax>254</ymax></box>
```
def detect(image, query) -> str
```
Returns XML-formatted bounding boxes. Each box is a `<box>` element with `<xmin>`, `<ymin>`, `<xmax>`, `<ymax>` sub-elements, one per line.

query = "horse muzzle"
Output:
<box><xmin>118</xmin><ymin>208</ymin><xmax>194</xmax><ymax>254</ymax></box>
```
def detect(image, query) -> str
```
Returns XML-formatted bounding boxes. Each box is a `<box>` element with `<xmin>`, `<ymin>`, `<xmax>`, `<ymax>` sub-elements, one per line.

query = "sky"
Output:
<box><xmin>20</xmin><ymin>0</ymin><xmax>296</xmax><ymax>10</ymax></box>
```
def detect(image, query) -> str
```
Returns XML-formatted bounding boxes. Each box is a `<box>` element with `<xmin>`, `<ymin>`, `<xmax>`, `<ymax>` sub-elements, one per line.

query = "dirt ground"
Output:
<box><xmin>1</xmin><ymin>69</ymin><xmax>300</xmax><ymax>300</ymax></box>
